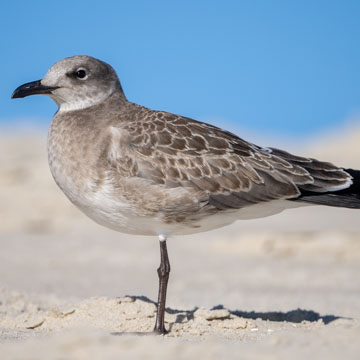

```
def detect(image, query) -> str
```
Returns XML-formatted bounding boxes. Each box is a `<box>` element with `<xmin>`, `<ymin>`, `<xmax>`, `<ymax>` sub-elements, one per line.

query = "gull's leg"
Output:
<box><xmin>154</xmin><ymin>234</ymin><xmax>170</xmax><ymax>334</ymax></box>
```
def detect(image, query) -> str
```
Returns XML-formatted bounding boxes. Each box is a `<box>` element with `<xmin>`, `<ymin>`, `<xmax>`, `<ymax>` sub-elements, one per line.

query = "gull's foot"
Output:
<box><xmin>153</xmin><ymin>326</ymin><xmax>168</xmax><ymax>335</ymax></box>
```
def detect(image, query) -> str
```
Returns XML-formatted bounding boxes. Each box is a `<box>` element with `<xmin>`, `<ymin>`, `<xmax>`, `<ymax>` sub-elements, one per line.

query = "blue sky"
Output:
<box><xmin>1</xmin><ymin>0</ymin><xmax>360</xmax><ymax>137</ymax></box>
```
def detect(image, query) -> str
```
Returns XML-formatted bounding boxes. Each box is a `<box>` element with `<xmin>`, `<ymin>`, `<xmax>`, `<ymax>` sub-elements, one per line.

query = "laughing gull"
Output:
<box><xmin>12</xmin><ymin>55</ymin><xmax>360</xmax><ymax>334</ymax></box>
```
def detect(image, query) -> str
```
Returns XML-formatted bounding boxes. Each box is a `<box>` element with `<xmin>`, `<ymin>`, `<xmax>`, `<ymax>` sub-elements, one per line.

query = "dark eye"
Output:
<box><xmin>75</xmin><ymin>68</ymin><xmax>87</xmax><ymax>80</ymax></box>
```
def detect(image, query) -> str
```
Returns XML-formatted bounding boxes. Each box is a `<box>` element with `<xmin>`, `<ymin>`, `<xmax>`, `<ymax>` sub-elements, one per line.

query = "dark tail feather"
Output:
<box><xmin>293</xmin><ymin>168</ymin><xmax>360</xmax><ymax>209</ymax></box>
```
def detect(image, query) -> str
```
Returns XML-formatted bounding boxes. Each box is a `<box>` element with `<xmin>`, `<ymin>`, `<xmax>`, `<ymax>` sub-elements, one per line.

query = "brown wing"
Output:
<box><xmin>268</xmin><ymin>147</ymin><xmax>351</xmax><ymax>192</ymax></box>
<box><xmin>111</xmin><ymin>109</ymin><xmax>351</xmax><ymax>210</ymax></box>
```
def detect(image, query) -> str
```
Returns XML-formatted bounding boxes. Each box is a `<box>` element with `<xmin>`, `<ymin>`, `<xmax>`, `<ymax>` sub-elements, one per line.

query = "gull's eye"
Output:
<box><xmin>75</xmin><ymin>68</ymin><xmax>87</xmax><ymax>80</ymax></box>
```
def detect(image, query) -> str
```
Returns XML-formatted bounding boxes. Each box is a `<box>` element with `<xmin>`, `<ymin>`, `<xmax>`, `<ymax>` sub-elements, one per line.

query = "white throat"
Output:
<box><xmin>54</xmin><ymin>89</ymin><xmax>114</xmax><ymax>113</ymax></box>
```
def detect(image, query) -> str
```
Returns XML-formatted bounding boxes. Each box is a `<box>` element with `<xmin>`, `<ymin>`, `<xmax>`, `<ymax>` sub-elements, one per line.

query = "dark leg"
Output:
<box><xmin>154</xmin><ymin>235</ymin><xmax>170</xmax><ymax>334</ymax></box>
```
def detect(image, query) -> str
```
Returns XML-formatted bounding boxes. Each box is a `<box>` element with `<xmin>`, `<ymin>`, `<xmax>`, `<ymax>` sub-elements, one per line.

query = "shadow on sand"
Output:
<box><xmin>111</xmin><ymin>295</ymin><xmax>345</xmax><ymax>336</ymax></box>
<box><xmin>128</xmin><ymin>295</ymin><xmax>343</xmax><ymax>325</ymax></box>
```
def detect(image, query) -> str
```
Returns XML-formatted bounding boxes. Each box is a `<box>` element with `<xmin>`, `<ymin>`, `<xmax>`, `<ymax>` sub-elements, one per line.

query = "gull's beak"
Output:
<box><xmin>11</xmin><ymin>80</ymin><xmax>59</xmax><ymax>99</ymax></box>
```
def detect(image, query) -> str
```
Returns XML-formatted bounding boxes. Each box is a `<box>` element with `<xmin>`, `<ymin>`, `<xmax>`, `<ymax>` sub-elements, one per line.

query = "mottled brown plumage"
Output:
<box><xmin>105</xmin><ymin>103</ymin><xmax>352</xmax><ymax>211</ymax></box>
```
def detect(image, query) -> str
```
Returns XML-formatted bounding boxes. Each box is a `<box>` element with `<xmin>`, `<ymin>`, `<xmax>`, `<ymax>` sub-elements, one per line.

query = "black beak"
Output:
<box><xmin>11</xmin><ymin>80</ymin><xmax>59</xmax><ymax>99</ymax></box>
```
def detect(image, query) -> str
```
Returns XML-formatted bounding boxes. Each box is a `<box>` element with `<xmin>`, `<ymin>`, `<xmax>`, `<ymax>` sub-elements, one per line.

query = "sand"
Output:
<box><xmin>0</xmin><ymin>127</ymin><xmax>360</xmax><ymax>359</ymax></box>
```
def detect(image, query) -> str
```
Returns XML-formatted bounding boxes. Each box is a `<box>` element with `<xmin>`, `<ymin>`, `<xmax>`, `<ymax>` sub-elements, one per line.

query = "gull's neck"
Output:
<box><xmin>56</xmin><ymin>89</ymin><xmax>127</xmax><ymax>113</ymax></box>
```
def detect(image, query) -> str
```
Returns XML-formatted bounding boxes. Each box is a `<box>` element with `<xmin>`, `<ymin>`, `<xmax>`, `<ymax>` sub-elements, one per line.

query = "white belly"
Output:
<box><xmin>76</xmin><ymin>186</ymin><xmax>307</xmax><ymax>237</ymax></box>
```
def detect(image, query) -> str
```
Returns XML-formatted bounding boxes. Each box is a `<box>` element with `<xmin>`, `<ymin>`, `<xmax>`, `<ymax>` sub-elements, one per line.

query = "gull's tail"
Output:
<box><xmin>295</xmin><ymin>168</ymin><xmax>360</xmax><ymax>209</ymax></box>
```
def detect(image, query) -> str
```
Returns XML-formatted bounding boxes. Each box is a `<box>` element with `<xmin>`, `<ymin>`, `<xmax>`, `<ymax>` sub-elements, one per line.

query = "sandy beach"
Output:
<box><xmin>0</xmin><ymin>127</ymin><xmax>359</xmax><ymax>359</ymax></box>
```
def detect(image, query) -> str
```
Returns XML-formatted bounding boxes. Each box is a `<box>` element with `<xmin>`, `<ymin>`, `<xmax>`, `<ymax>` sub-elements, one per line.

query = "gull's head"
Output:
<box><xmin>11</xmin><ymin>55</ymin><xmax>124</xmax><ymax>112</ymax></box>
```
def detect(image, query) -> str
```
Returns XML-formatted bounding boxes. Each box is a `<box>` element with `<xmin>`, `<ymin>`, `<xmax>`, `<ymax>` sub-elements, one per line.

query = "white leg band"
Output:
<box><xmin>158</xmin><ymin>234</ymin><xmax>167</xmax><ymax>242</ymax></box>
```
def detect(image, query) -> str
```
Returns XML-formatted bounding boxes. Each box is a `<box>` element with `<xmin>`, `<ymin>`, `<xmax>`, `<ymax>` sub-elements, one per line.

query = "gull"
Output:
<box><xmin>12</xmin><ymin>55</ymin><xmax>360</xmax><ymax>334</ymax></box>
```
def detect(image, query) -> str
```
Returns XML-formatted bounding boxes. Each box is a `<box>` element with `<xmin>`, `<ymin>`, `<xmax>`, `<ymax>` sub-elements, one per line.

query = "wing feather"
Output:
<box><xmin>107</xmin><ymin>110</ymin><xmax>352</xmax><ymax>210</ymax></box>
